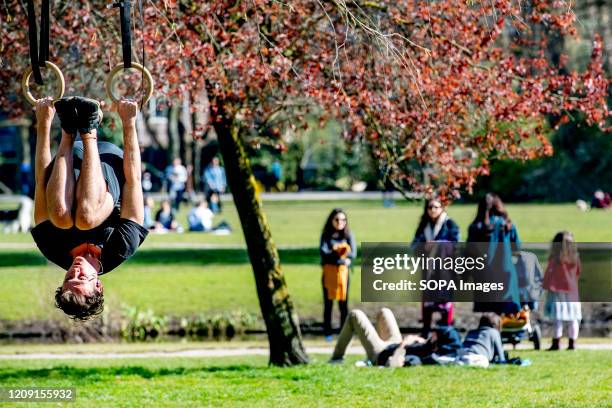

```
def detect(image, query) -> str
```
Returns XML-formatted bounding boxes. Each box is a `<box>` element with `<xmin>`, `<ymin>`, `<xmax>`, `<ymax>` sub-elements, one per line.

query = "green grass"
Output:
<box><xmin>1</xmin><ymin>201</ymin><xmax>611</xmax><ymax>245</ymax></box>
<box><xmin>0</xmin><ymin>248</ymin><xmax>351</xmax><ymax>321</ymax></box>
<box><xmin>0</xmin><ymin>351</ymin><xmax>610</xmax><ymax>407</ymax></box>
<box><xmin>1</xmin><ymin>201</ymin><xmax>611</xmax><ymax>321</ymax></box>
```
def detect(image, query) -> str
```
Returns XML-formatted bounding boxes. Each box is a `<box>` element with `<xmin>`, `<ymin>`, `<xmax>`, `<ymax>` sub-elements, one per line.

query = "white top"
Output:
<box><xmin>188</xmin><ymin>206</ymin><xmax>214</xmax><ymax>230</ymax></box>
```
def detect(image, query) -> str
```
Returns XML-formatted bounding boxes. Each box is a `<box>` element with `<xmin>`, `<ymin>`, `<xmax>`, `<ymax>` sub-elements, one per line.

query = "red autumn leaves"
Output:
<box><xmin>1</xmin><ymin>1</ymin><xmax>608</xmax><ymax>199</ymax></box>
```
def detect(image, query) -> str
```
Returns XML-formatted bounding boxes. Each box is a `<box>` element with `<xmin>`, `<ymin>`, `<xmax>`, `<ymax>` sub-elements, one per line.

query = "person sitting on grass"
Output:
<box><xmin>31</xmin><ymin>97</ymin><xmax>148</xmax><ymax>321</ymax></box>
<box><xmin>329</xmin><ymin>308</ymin><xmax>462</xmax><ymax>367</ymax></box>
<box><xmin>433</xmin><ymin>313</ymin><xmax>506</xmax><ymax>368</ymax></box>
<box><xmin>154</xmin><ymin>199</ymin><xmax>181</xmax><ymax>232</ymax></box>
<box><xmin>401</xmin><ymin>323</ymin><xmax>463</xmax><ymax>365</ymax></box>
<box><xmin>187</xmin><ymin>200</ymin><xmax>214</xmax><ymax>232</ymax></box>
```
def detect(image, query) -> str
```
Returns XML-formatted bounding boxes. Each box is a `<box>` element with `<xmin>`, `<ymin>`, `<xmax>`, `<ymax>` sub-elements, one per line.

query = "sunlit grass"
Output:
<box><xmin>1</xmin><ymin>201</ymin><xmax>610</xmax><ymax>246</ymax></box>
<box><xmin>0</xmin><ymin>351</ymin><xmax>609</xmax><ymax>407</ymax></box>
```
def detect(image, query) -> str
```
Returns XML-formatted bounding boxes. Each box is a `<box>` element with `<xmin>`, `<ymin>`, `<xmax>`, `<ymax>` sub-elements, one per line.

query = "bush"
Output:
<box><xmin>120</xmin><ymin>306</ymin><xmax>168</xmax><ymax>341</ymax></box>
<box><xmin>122</xmin><ymin>306</ymin><xmax>259</xmax><ymax>341</ymax></box>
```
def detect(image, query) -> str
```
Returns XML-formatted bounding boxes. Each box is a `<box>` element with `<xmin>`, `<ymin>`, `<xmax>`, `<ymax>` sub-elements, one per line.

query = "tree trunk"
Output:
<box><xmin>215</xmin><ymin>119</ymin><xmax>309</xmax><ymax>366</ymax></box>
<box><xmin>168</xmin><ymin>105</ymin><xmax>181</xmax><ymax>161</ymax></box>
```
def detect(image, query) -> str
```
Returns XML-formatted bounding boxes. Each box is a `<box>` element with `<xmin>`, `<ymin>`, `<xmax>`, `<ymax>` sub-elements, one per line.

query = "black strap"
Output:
<box><xmin>39</xmin><ymin>0</ymin><xmax>50</xmax><ymax>66</ymax></box>
<box><xmin>111</xmin><ymin>0</ymin><xmax>148</xmax><ymax>108</ymax></box>
<box><xmin>137</xmin><ymin>0</ymin><xmax>145</xmax><ymax>108</ymax></box>
<box><xmin>112</xmin><ymin>1</ymin><xmax>132</xmax><ymax>68</ymax></box>
<box><xmin>26</xmin><ymin>0</ymin><xmax>49</xmax><ymax>85</ymax></box>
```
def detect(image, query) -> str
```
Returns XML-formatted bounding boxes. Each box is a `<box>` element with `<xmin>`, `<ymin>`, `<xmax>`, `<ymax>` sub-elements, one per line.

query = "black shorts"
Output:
<box><xmin>47</xmin><ymin>141</ymin><xmax>124</xmax><ymax>207</ymax></box>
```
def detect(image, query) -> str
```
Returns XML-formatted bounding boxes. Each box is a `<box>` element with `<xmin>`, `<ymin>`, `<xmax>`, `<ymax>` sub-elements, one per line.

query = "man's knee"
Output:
<box><xmin>377</xmin><ymin>307</ymin><xmax>395</xmax><ymax>321</ymax></box>
<box><xmin>379</xmin><ymin>307</ymin><xmax>393</xmax><ymax>316</ymax></box>
<box><xmin>349</xmin><ymin>309</ymin><xmax>366</xmax><ymax>322</ymax></box>
<box><xmin>47</xmin><ymin>205</ymin><xmax>73</xmax><ymax>229</ymax></box>
<box><xmin>75</xmin><ymin>206</ymin><xmax>102</xmax><ymax>230</ymax></box>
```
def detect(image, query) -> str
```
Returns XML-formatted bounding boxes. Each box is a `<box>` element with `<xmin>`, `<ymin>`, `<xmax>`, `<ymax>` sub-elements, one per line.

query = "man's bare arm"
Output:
<box><xmin>117</xmin><ymin>100</ymin><xmax>144</xmax><ymax>224</ymax></box>
<box><xmin>33</xmin><ymin>98</ymin><xmax>55</xmax><ymax>225</ymax></box>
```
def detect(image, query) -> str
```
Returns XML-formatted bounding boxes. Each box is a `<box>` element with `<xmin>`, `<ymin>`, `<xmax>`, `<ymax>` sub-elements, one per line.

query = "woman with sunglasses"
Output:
<box><xmin>411</xmin><ymin>198</ymin><xmax>460</xmax><ymax>336</ymax></box>
<box><xmin>320</xmin><ymin>208</ymin><xmax>357</xmax><ymax>341</ymax></box>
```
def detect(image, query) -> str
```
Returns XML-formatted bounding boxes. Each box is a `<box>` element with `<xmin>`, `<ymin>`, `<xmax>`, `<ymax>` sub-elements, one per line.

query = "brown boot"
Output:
<box><xmin>547</xmin><ymin>338</ymin><xmax>560</xmax><ymax>351</ymax></box>
<box><xmin>568</xmin><ymin>338</ymin><xmax>575</xmax><ymax>350</ymax></box>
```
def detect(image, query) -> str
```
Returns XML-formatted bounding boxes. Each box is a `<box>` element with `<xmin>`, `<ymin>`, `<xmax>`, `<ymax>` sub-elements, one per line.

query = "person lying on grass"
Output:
<box><xmin>329</xmin><ymin>308</ymin><xmax>462</xmax><ymax>367</ymax></box>
<box><xmin>31</xmin><ymin>97</ymin><xmax>148</xmax><ymax>321</ymax></box>
<box><xmin>432</xmin><ymin>313</ymin><xmax>506</xmax><ymax>368</ymax></box>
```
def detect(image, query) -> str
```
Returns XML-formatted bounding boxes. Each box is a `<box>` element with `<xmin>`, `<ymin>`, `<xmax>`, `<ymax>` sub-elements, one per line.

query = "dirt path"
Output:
<box><xmin>1</xmin><ymin>344</ymin><xmax>611</xmax><ymax>360</ymax></box>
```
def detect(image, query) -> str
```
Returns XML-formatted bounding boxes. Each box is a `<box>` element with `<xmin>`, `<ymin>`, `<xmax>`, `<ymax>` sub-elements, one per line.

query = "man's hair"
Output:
<box><xmin>54</xmin><ymin>287</ymin><xmax>104</xmax><ymax>321</ymax></box>
<box><xmin>478</xmin><ymin>312</ymin><xmax>501</xmax><ymax>331</ymax></box>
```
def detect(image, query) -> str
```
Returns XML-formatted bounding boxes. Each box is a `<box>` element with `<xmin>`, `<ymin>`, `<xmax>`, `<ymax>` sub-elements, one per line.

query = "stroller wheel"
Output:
<box><xmin>531</xmin><ymin>324</ymin><xmax>542</xmax><ymax>350</ymax></box>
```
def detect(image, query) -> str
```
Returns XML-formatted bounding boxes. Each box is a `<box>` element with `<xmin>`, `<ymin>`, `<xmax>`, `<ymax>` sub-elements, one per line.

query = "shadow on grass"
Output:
<box><xmin>0</xmin><ymin>248</ymin><xmax>328</xmax><ymax>267</ymax></box>
<box><xmin>0</xmin><ymin>364</ymin><xmax>269</xmax><ymax>381</ymax></box>
<box><xmin>0</xmin><ymin>251</ymin><xmax>48</xmax><ymax>268</ymax></box>
<box><xmin>131</xmin><ymin>248</ymin><xmax>326</xmax><ymax>265</ymax></box>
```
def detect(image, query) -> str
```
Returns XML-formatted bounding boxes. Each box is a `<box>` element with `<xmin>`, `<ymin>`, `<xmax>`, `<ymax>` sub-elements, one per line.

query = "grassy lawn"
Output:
<box><xmin>0</xmin><ymin>351</ymin><xmax>610</xmax><ymax>407</ymax></box>
<box><xmin>0</xmin><ymin>201</ymin><xmax>611</xmax><ymax>321</ymax></box>
<box><xmin>1</xmin><ymin>201</ymin><xmax>611</xmax><ymax>246</ymax></box>
<box><xmin>0</xmin><ymin>248</ymin><xmax>344</xmax><ymax>321</ymax></box>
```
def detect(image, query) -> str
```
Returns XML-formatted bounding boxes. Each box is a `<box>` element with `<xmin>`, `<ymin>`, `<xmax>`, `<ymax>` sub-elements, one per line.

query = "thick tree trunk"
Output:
<box><xmin>215</xmin><ymin>119</ymin><xmax>309</xmax><ymax>366</ymax></box>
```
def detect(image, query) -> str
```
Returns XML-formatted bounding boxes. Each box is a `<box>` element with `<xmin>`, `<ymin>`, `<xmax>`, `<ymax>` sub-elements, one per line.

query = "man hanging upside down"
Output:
<box><xmin>32</xmin><ymin>96</ymin><xmax>148</xmax><ymax>321</ymax></box>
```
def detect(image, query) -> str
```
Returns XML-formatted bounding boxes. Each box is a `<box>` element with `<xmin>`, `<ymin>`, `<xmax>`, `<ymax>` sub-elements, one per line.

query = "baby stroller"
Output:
<box><xmin>500</xmin><ymin>251</ymin><xmax>543</xmax><ymax>350</ymax></box>
<box><xmin>501</xmin><ymin>305</ymin><xmax>542</xmax><ymax>350</ymax></box>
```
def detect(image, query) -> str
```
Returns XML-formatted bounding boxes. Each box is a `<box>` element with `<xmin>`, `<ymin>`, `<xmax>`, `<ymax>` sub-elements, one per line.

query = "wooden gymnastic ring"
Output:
<box><xmin>105</xmin><ymin>62</ymin><xmax>154</xmax><ymax>105</ymax></box>
<box><xmin>21</xmin><ymin>61</ymin><xmax>65</xmax><ymax>105</ymax></box>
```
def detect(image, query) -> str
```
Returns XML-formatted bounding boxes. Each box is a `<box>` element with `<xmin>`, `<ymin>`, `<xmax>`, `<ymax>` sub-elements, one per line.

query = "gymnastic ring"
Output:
<box><xmin>105</xmin><ymin>62</ymin><xmax>154</xmax><ymax>105</ymax></box>
<box><xmin>21</xmin><ymin>61</ymin><xmax>65</xmax><ymax>106</ymax></box>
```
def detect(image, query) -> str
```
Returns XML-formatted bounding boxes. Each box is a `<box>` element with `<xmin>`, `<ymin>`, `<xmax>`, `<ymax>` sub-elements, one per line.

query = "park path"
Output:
<box><xmin>1</xmin><ymin>343</ymin><xmax>611</xmax><ymax>360</ymax></box>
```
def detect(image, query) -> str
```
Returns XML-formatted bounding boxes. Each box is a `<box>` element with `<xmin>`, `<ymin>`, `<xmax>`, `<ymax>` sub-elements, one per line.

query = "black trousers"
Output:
<box><xmin>322</xmin><ymin>275</ymin><xmax>349</xmax><ymax>336</ymax></box>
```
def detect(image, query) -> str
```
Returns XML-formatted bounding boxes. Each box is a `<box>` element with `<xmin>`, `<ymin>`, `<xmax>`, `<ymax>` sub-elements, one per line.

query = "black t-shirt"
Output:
<box><xmin>31</xmin><ymin>208</ymin><xmax>148</xmax><ymax>274</ymax></box>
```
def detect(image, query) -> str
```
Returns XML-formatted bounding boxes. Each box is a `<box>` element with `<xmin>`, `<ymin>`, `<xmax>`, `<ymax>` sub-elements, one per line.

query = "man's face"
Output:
<box><xmin>62</xmin><ymin>256</ymin><xmax>102</xmax><ymax>296</ymax></box>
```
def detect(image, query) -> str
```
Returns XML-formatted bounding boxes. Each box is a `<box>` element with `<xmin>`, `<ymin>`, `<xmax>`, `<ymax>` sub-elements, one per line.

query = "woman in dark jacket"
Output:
<box><xmin>467</xmin><ymin>193</ymin><xmax>521</xmax><ymax>314</ymax></box>
<box><xmin>320</xmin><ymin>208</ymin><xmax>356</xmax><ymax>340</ymax></box>
<box><xmin>411</xmin><ymin>198</ymin><xmax>460</xmax><ymax>336</ymax></box>
<box><xmin>412</xmin><ymin>199</ymin><xmax>460</xmax><ymax>246</ymax></box>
